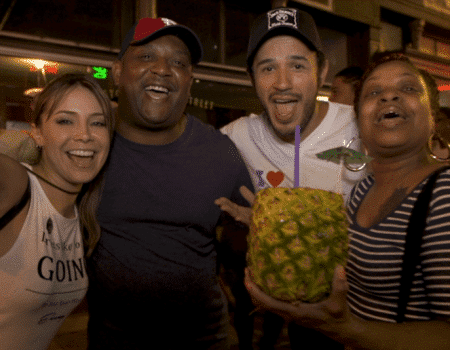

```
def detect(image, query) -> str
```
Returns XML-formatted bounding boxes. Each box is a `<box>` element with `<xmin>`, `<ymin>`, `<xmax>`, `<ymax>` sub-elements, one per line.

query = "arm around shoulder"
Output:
<box><xmin>0</xmin><ymin>129</ymin><xmax>40</xmax><ymax>164</ymax></box>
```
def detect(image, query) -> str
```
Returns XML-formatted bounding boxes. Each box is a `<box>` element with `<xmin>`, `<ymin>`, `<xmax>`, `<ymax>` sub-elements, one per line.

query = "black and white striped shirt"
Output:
<box><xmin>346</xmin><ymin>170</ymin><xmax>450</xmax><ymax>323</ymax></box>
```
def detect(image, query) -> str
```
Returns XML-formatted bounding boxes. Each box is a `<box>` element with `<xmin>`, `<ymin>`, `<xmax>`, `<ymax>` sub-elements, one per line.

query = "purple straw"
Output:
<box><xmin>294</xmin><ymin>125</ymin><xmax>300</xmax><ymax>188</ymax></box>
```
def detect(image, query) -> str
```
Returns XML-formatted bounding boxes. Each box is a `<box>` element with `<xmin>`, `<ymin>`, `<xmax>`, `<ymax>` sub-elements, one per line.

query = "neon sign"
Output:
<box><xmin>92</xmin><ymin>66</ymin><xmax>108</xmax><ymax>79</ymax></box>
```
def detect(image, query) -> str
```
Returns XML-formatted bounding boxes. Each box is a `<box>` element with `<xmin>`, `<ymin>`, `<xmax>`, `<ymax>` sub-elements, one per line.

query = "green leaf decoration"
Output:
<box><xmin>315</xmin><ymin>147</ymin><xmax>372</xmax><ymax>165</ymax></box>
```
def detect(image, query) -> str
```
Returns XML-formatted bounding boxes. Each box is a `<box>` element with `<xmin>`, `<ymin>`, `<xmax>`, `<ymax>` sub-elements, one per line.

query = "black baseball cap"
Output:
<box><xmin>247</xmin><ymin>8</ymin><xmax>323</xmax><ymax>69</ymax></box>
<box><xmin>118</xmin><ymin>17</ymin><xmax>203</xmax><ymax>64</ymax></box>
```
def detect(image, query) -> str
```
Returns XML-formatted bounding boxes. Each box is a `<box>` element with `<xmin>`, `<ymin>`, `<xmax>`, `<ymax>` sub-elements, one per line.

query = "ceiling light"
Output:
<box><xmin>25</xmin><ymin>59</ymin><xmax>47</xmax><ymax>70</ymax></box>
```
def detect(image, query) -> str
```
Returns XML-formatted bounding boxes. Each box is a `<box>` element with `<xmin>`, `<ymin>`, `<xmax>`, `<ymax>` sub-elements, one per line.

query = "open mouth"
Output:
<box><xmin>377</xmin><ymin>110</ymin><xmax>406</xmax><ymax>124</ymax></box>
<box><xmin>145</xmin><ymin>85</ymin><xmax>170</xmax><ymax>97</ymax></box>
<box><xmin>66</xmin><ymin>150</ymin><xmax>96</xmax><ymax>167</ymax></box>
<box><xmin>271</xmin><ymin>97</ymin><xmax>299</xmax><ymax>122</ymax></box>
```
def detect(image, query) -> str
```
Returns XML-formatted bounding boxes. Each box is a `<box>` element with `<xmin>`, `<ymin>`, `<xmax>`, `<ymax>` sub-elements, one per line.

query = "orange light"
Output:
<box><xmin>44</xmin><ymin>65</ymin><xmax>58</xmax><ymax>74</ymax></box>
<box><xmin>23</xmin><ymin>59</ymin><xmax>58</xmax><ymax>74</ymax></box>
<box><xmin>24</xmin><ymin>87</ymin><xmax>44</xmax><ymax>97</ymax></box>
<box><xmin>439</xmin><ymin>85</ymin><xmax>450</xmax><ymax>91</ymax></box>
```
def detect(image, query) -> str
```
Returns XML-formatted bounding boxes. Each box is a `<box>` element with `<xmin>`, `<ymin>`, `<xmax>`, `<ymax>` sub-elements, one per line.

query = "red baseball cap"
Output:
<box><xmin>118</xmin><ymin>17</ymin><xmax>203</xmax><ymax>64</ymax></box>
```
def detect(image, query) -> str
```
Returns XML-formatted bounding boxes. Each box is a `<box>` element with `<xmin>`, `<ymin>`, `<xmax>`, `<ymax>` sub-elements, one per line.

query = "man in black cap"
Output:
<box><xmin>85</xmin><ymin>17</ymin><xmax>253</xmax><ymax>349</ymax></box>
<box><xmin>216</xmin><ymin>7</ymin><xmax>364</xmax><ymax>349</ymax></box>
<box><xmin>219</xmin><ymin>7</ymin><xmax>363</xmax><ymax>197</ymax></box>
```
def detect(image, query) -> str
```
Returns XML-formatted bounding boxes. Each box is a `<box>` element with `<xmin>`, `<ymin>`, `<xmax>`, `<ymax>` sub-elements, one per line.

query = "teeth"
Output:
<box><xmin>146</xmin><ymin>85</ymin><xmax>169</xmax><ymax>93</ymax></box>
<box><xmin>68</xmin><ymin>150</ymin><xmax>94</xmax><ymax>157</ymax></box>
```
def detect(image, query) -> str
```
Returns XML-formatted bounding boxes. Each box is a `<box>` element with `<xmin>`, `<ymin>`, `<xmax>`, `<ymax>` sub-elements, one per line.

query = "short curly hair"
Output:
<box><xmin>334</xmin><ymin>66</ymin><xmax>364</xmax><ymax>86</ymax></box>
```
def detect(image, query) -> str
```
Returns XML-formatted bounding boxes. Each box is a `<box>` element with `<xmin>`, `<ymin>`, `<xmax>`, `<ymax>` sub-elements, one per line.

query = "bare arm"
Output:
<box><xmin>0</xmin><ymin>154</ymin><xmax>29</xmax><ymax>218</ymax></box>
<box><xmin>333</xmin><ymin>316</ymin><xmax>450</xmax><ymax>350</ymax></box>
<box><xmin>245</xmin><ymin>266</ymin><xmax>450</xmax><ymax>350</ymax></box>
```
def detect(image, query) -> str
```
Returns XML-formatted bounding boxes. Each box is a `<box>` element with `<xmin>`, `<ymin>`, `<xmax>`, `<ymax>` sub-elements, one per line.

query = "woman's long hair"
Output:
<box><xmin>32</xmin><ymin>73</ymin><xmax>115</xmax><ymax>257</ymax></box>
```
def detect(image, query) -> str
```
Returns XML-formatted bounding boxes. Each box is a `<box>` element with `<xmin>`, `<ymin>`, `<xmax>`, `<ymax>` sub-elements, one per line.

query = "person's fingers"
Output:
<box><xmin>215</xmin><ymin>198</ymin><xmax>236</xmax><ymax>214</ymax></box>
<box><xmin>331</xmin><ymin>265</ymin><xmax>348</xmax><ymax>296</ymax></box>
<box><xmin>244</xmin><ymin>268</ymin><xmax>271</xmax><ymax>308</ymax></box>
<box><xmin>215</xmin><ymin>197</ymin><xmax>251</xmax><ymax>226</ymax></box>
<box><xmin>235</xmin><ymin>207</ymin><xmax>251</xmax><ymax>226</ymax></box>
<box><xmin>326</xmin><ymin>265</ymin><xmax>349</xmax><ymax>319</ymax></box>
<box><xmin>244</xmin><ymin>268</ymin><xmax>295</xmax><ymax>319</ymax></box>
<box><xmin>240</xmin><ymin>186</ymin><xmax>255</xmax><ymax>205</ymax></box>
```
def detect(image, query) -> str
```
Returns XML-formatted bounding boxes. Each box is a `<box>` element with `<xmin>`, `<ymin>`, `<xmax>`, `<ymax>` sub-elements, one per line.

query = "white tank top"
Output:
<box><xmin>0</xmin><ymin>168</ymin><xmax>88</xmax><ymax>350</ymax></box>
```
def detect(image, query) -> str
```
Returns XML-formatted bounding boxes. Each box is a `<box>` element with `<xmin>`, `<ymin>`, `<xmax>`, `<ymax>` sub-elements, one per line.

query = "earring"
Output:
<box><xmin>33</xmin><ymin>138</ymin><xmax>42</xmax><ymax>151</ymax></box>
<box><xmin>427</xmin><ymin>133</ymin><xmax>450</xmax><ymax>162</ymax></box>
<box><xmin>344</xmin><ymin>138</ymin><xmax>368</xmax><ymax>172</ymax></box>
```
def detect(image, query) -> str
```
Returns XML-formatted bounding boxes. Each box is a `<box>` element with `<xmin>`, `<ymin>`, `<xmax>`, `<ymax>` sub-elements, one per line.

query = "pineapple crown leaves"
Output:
<box><xmin>315</xmin><ymin>147</ymin><xmax>373</xmax><ymax>165</ymax></box>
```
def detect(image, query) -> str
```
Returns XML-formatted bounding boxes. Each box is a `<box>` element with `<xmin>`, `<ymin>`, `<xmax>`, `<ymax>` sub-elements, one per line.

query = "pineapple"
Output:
<box><xmin>247</xmin><ymin>187</ymin><xmax>348</xmax><ymax>303</ymax></box>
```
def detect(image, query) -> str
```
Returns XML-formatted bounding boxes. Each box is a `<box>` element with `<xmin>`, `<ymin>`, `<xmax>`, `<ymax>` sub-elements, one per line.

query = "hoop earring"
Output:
<box><xmin>344</xmin><ymin>138</ymin><xmax>368</xmax><ymax>172</ymax></box>
<box><xmin>427</xmin><ymin>133</ymin><xmax>450</xmax><ymax>162</ymax></box>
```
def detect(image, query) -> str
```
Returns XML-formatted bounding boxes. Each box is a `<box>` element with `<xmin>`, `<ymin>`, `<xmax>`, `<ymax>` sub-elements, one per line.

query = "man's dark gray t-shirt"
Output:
<box><xmin>87</xmin><ymin>115</ymin><xmax>253</xmax><ymax>349</ymax></box>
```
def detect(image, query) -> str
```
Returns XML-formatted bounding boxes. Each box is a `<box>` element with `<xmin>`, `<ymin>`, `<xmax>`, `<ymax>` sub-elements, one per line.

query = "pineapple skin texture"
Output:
<box><xmin>247</xmin><ymin>188</ymin><xmax>348</xmax><ymax>303</ymax></box>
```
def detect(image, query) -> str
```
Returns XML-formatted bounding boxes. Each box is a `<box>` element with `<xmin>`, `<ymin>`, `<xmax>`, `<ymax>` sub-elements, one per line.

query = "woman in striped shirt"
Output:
<box><xmin>245</xmin><ymin>53</ymin><xmax>450</xmax><ymax>349</ymax></box>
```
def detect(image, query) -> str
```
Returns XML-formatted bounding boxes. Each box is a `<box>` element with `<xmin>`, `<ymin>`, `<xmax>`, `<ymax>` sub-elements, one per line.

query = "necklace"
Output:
<box><xmin>26</xmin><ymin>168</ymin><xmax>81</xmax><ymax>195</ymax></box>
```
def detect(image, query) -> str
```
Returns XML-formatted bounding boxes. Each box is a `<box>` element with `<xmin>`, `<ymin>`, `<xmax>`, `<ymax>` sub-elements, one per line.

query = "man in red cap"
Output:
<box><xmin>85</xmin><ymin>17</ymin><xmax>253</xmax><ymax>349</ymax></box>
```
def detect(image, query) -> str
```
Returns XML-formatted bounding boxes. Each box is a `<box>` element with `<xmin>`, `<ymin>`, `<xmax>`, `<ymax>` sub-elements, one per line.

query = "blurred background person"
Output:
<box><xmin>431</xmin><ymin>107</ymin><xmax>450</xmax><ymax>161</ymax></box>
<box><xmin>418</xmin><ymin>69</ymin><xmax>450</xmax><ymax>161</ymax></box>
<box><xmin>436</xmin><ymin>107</ymin><xmax>450</xmax><ymax>147</ymax></box>
<box><xmin>329</xmin><ymin>66</ymin><xmax>364</xmax><ymax>106</ymax></box>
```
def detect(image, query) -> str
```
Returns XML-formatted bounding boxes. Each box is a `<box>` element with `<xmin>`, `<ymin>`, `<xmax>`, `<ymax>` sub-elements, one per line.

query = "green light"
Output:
<box><xmin>92</xmin><ymin>66</ymin><xmax>108</xmax><ymax>79</ymax></box>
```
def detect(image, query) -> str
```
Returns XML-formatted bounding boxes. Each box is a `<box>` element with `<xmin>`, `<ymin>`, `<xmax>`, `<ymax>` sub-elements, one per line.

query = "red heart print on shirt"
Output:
<box><xmin>267</xmin><ymin>171</ymin><xmax>284</xmax><ymax>187</ymax></box>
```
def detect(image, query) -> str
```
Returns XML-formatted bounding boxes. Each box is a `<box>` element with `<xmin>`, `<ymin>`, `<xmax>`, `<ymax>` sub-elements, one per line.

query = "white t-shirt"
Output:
<box><xmin>0</xmin><ymin>168</ymin><xmax>88</xmax><ymax>350</ymax></box>
<box><xmin>221</xmin><ymin>102</ymin><xmax>365</xmax><ymax>202</ymax></box>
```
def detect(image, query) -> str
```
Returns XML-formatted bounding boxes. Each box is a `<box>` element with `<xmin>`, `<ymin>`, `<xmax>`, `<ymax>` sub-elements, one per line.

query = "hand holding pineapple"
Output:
<box><xmin>244</xmin><ymin>265</ymin><xmax>351</xmax><ymax>330</ymax></box>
